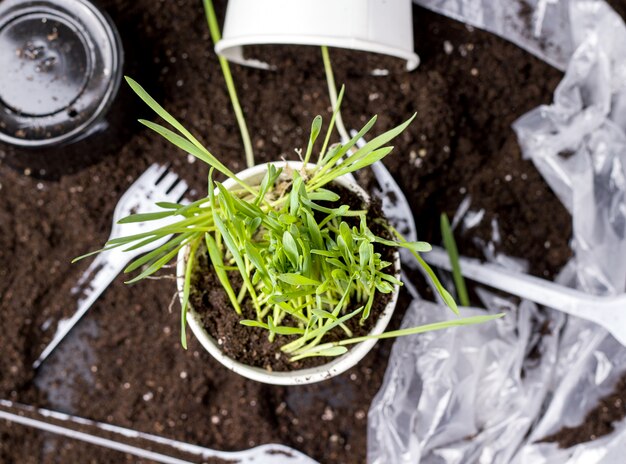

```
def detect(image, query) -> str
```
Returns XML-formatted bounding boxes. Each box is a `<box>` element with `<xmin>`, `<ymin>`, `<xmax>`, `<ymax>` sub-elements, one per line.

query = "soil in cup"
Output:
<box><xmin>190</xmin><ymin>184</ymin><xmax>395</xmax><ymax>371</ymax></box>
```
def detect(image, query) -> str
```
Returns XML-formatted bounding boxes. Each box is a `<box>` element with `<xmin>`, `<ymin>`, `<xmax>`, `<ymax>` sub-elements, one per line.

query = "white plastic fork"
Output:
<box><xmin>421</xmin><ymin>248</ymin><xmax>626</xmax><ymax>345</ymax></box>
<box><xmin>34</xmin><ymin>164</ymin><xmax>188</xmax><ymax>369</ymax></box>
<box><xmin>0</xmin><ymin>400</ymin><xmax>318</xmax><ymax>464</ymax></box>
<box><xmin>354</xmin><ymin>130</ymin><xmax>626</xmax><ymax>347</ymax></box>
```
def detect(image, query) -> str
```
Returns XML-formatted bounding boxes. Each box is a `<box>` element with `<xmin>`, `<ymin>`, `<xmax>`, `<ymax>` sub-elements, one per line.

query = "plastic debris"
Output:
<box><xmin>369</xmin><ymin>1</ymin><xmax>626</xmax><ymax>462</ymax></box>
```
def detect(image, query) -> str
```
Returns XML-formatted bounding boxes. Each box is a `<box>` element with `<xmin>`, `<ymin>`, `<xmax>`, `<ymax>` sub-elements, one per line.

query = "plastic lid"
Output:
<box><xmin>0</xmin><ymin>0</ymin><xmax>122</xmax><ymax>147</ymax></box>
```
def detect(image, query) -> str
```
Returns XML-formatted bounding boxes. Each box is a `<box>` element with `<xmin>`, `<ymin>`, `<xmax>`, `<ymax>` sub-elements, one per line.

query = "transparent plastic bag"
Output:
<box><xmin>511</xmin><ymin>1</ymin><xmax>626</xmax><ymax>462</ymax></box>
<box><xmin>368</xmin><ymin>290</ymin><xmax>563</xmax><ymax>464</ymax></box>
<box><xmin>369</xmin><ymin>1</ymin><xmax>626</xmax><ymax>463</ymax></box>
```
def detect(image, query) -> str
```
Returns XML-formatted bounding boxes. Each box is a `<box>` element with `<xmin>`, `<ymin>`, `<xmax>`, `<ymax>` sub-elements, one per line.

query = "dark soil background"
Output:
<box><xmin>1</xmin><ymin>0</ymin><xmax>623</xmax><ymax>462</ymax></box>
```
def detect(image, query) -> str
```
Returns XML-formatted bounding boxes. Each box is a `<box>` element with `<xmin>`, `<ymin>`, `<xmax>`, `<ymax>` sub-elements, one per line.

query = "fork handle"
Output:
<box><xmin>423</xmin><ymin>246</ymin><xmax>607</xmax><ymax>318</ymax></box>
<box><xmin>33</xmin><ymin>249</ymin><xmax>128</xmax><ymax>369</ymax></box>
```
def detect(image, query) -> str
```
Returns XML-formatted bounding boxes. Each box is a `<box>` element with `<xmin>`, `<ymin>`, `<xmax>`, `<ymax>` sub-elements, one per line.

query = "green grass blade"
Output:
<box><xmin>72</xmin><ymin>244</ymin><xmax>123</xmax><ymax>262</ymax></box>
<box><xmin>304</xmin><ymin>211</ymin><xmax>324</xmax><ymax>249</ymax></box>
<box><xmin>346</xmin><ymin>114</ymin><xmax>416</xmax><ymax>163</ymax></box>
<box><xmin>277</xmin><ymin>274</ymin><xmax>320</xmax><ymax>286</ymax></box>
<box><xmin>374</xmin><ymin>236</ymin><xmax>432</xmax><ymax>253</ymax></box>
<box><xmin>310</xmin><ymin>308</ymin><xmax>338</xmax><ymax>321</ymax></box>
<box><xmin>107</xmin><ymin>215</ymin><xmax>212</xmax><ymax>246</ymax></box>
<box><xmin>307</xmin><ymin>189</ymin><xmax>340</xmax><ymax>202</ymax></box>
<box><xmin>282</xmin><ymin>231</ymin><xmax>299</xmax><ymax>268</ymax></box>
<box><xmin>318</xmin><ymin>116</ymin><xmax>377</xmax><ymax>170</ymax></box>
<box><xmin>282</xmin><ymin>306</ymin><xmax>363</xmax><ymax>354</ymax></box>
<box><xmin>303</xmin><ymin>115</ymin><xmax>323</xmax><ymax>165</ymax></box>
<box><xmin>390</xmin><ymin>226</ymin><xmax>459</xmax><ymax>315</ymax></box>
<box><xmin>319</xmin><ymin>85</ymin><xmax>345</xmax><ymax>160</ymax></box>
<box><xmin>345</xmin><ymin>313</ymin><xmax>504</xmax><ymax>344</ymax></box>
<box><xmin>320</xmin><ymin>46</ymin><xmax>350</xmax><ymax>143</ymax></box>
<box><xmin>213</xmin><ymin>214</ymin><xmax>260</xmax><ymax>314</ymax></box>
<box><xmin>272</xmin><ymin>325</ymin><xmax>306</xmax><ymax>336</ymax></box>
<box><xmin>321</xmin><ymin>147</ymin><xmax>393</xmax><ymax>185</ymax></box>
<box><xmin>124</xmin><ymin>233</ymin><xmax>191</xmax><ymax>273</ymax></box>
<box><xmin>240</xmin><ymin>319</ymin><xmax>268</xmax><ymax>329</ymax></box>
<box><xmin>206</xmin><ymin>233</ymin><xmax>242</xmax><ymax>315</ymax></box>
<box><xmin>126</xmin><ymin>77</ymin><xmax>206</xmax><ymax>152</ymax></box>
<box><xmin>117</xmin><ymin>211</ymin><xmax>175</xmax><ymax>223</ymax></box>
<box><xmin>415</xmin><ymin>251</ymin><xmax>459</xmax><ymax>314</ymax></box>
<box><xmin>124</xmin><ymin>244</ymin><xmax>183</xmax><ymax>284</ymax></box>
<box><xmin>180</xmin><ymin>239</ymin><xmax>201</xmax><ymax>349</ymax></box>
<box><xmin>202</xmin><ymin>0</ymin><xmax>254</xmax><ymax>168</ymax></box>
<box><xmin>295</xmin><ymin>314</ymin><xmax>504</xmax><ymax>357</ymax></box>
<box><xmin>441</xmin><ymin>213</ymin><xmax>470</xmax><ymax>307</ymax></box>
<box><xmin>245</xmin><ymin>241</ymin><xmax>271</xmax><ymax>287</ymax></box>
<box><xmin>290</xmin><ymin>346</ymin><xmax>348</xmax><ymax>361</ymax></box>
<box><xmin>155</xmin><ymin>201</ymin><xmax>182</xmax><ymax>210</ymax></box>
<box><xmin>139</xmin><ymin>119</ymin><xmax>249</xmax><ymax>191</ymax></box>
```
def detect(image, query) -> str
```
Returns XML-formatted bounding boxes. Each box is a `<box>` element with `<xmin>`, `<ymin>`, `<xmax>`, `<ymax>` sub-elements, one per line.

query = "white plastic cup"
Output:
<box><xmin>177</xmin><ymin>161</ymin><xmax>401</xmax><ymax>385</ymax></box>
<box><xmin>215</xmin><ymin>0</ymin><xmax>419</xmax><ymax>71</ymax></box>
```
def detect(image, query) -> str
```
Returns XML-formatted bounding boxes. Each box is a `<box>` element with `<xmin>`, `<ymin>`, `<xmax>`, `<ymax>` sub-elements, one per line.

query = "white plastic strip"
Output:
<box><xmin>0</xmin><ymin>408</ymin><xmax>194</xmax><ymax>464</ymax></box>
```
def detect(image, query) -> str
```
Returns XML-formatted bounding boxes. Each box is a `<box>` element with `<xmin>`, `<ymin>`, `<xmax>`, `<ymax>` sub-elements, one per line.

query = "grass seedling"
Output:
<box><xmin>78</xmin><ymin>22</ymin><xmax>503</xmax><ymax>359</ymax></box>
<box><xmin>319</xmin><ymin>46</ymin><xmax>458</xmax><ymax>313</ymax></box>
<box><xmin>77</xmin><ymin>75</ymin><xmax>502</xmax><ymax>360</ymax></box>
<box><xmin>440</xmin><ymin>213</ymin><xmax>470</xmax><ymax>307</ymax></box>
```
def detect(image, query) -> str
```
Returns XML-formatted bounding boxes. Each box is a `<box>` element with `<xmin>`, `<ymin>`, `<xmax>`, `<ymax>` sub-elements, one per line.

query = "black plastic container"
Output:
<box><xmin>0</xmin><ymin>0</ymin><xmax>124</xmax><ymax>179</ymax></box>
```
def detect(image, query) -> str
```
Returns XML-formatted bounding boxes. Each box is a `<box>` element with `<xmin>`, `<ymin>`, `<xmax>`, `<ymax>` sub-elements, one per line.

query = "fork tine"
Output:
<box><xmin>141</xmin><ymin>163</ymin><xmax>167</xmax><ymax>182</ymax></box>
<box><xmin>168</xmin><ymin>180</ymin><xmax>188</xmax><ymax>201</ymax></box>
<box><xmin>36</xmin><ymin>164</ymin><xmax>191</xmax><ymax>369</ymax></box>
<box><xmin>157</xmin><ymin>171</ymin><xmax>180</xmax><ymax>191</ymax></box>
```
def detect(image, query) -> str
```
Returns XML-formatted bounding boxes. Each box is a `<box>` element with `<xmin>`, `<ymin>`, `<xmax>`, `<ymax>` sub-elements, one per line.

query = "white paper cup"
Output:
<box><xmin>177</xmin><ymin>161</ymin><xmax>400</xmax><ymax>385</ymax></box>
<box><xmin>215</xmin><ymin>0</ymin><xmax>419</xmax><ymax>71</ymax></box>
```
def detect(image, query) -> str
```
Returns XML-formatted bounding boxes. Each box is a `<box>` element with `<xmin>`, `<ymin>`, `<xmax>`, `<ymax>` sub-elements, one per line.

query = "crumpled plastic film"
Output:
<box><xmin>512</xmin><ymin>315</ymin><xmax>626</xmax><ymax>463</ymax></box>
<box><xmin>369</xmin><ymin>1</ymin><xmax>626</xmax><ymax>463</ymax></box>
<box><xmin>412</xmin><ymin>0</ymin><xmax>574</xmax><ymax>70</ymax></box>
<box><xmin>510</xmin><ymin>1</ymin><xmax>626</xmax><ymax>462</ymax></box>
<box><xmin>513</xmin><ymin>1</ymin><xmax>626</xmax><ymax>295</ymax></box>
<box><xmin>368</xmin><ymin>288</ymin><xmax>563</xmax><ymax>464</ymax></box>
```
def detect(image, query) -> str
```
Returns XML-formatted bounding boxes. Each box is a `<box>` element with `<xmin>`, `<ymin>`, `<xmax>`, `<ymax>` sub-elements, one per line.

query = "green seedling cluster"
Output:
<box><xmin>208</xmin><ymin>164</ymin><xmax>408</xmax><ymax>361</ymax></box>
<box><xmin>78</xmin><ymin>77</ymin><xmax>501</xmax><ymax>361</ymax></box>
